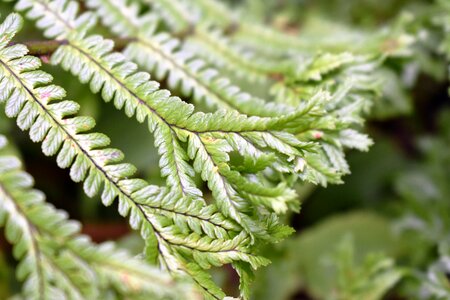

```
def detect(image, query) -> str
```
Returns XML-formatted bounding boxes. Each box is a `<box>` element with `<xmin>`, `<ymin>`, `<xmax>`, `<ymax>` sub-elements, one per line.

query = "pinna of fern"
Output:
<box><xmin>85</xmin><ymin>0</ymin><xmax>293</xmax><ymax>118</ymax></box>
<box><xmin>0</xmin><ymin>12</ymin><xmax>288</xmax><ymax>299</ymax></box>
<box><xmin>0</xmin><ymin>134</ymin><xmax>195</xmax><ymax>299</ymax></box>
<box><xmin>144</xmin><ymin>0</ymin><xmax>414</xmax><ymax>123</ymax></box>
<box><xmin>271</xmin><ymin>52</ymin><xmax>378</xmax><ymax>177</ymax></box>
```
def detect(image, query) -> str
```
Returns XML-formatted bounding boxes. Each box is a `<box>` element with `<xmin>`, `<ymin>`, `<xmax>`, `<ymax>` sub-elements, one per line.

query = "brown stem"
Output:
<box><xmin>8</xmin><ymin>37</ymin><xmax>137</xmax><ymax>56</ymax></box>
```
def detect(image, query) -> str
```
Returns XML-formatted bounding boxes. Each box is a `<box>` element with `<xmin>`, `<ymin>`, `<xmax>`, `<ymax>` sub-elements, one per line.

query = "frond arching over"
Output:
<box><xmin>14</xmin><ymin>0</ymin><xmax>333</xmax><ymax>229</ymax></box>
<box><xmin>84</xmin><ymin>0</ymin><xmax>375</xmax><ymax>185</ymax></box>
<box><xmin>0</xmin><ymin>12</ymin><xmax>280</xmax><ymax>299</ymax></box>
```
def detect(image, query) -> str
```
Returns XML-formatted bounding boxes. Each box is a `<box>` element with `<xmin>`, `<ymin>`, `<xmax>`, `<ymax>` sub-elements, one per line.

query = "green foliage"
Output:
<box><xmin>0</xmin><ymin>131</ymin><xmax>193</xmax><ymax>299</ymax></box>
<box><xmin>0</xmin><ymin>11</ymin><xmax>282</xmax><ymax>297</ymax></box>
<box><xmin>390</xmin><ymin>110</ymin><xmax>450</xmax><ymax>298</ymax></box>
<box><xmin>0</xmin><ymin>0</ymin><xmax>448</xmax><ymax>299</ymax></box>
<box><xmin>252</xmin><ymin>211</ymin><xmax>402</xmax><ymax>300</ymax></box>
<box><xmin>329</xmin><ymin>237</ymin><xmax>404</xmax><ymax>300</ymax></box>
<box><xmin>88</xmin><ymin>0</ymin><xmax>291</xmax><ymax>117</ymax></box>
<box><xmin>0</xmin><ymin>3</ymin><xmax>366</xmax><ymax>297</ymax></box>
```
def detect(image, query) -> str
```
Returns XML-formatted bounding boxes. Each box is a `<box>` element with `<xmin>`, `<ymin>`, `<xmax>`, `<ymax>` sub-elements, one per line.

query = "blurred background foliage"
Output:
<box><xmin>0</xmin><ymin>0</ymin><xmax>449</xmax><ymax>299</ymax></box>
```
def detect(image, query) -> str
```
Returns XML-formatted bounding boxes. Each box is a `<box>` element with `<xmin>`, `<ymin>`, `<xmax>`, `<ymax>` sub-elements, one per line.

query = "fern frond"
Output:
<box><xmin>0</xmin><ymin>134</ymin><xmax>192</xmax><ymax>299</ymax></box>
<box><xmin>83</xmin><ymin>0</ymin><xmax>376</xmax><ymax>187</ymax></box>
<box><xmin>141</xmin><ymin>0</ymin><xmax>287</xmax><ymax>83</ymax></box>
<box><xmin>85</xmin><ymin>0</ymin><xmax>291</xmax><ymax>117</ymax></box>
<box><xmin>14</xmin><ymin>0</ymin><xmax>332</xmax><ymax>220</ymax></box>
<box><xmin>95</xmin><ymin>0</ymin><xmax>374</xmax><ymax>188</ymax></box>
<box><xmin>16</xmin><ymin>0</ymin><xmax>95</xmax><ymax>39</ymax></box>
<box><xmin>184</xmin><ymin>25</ymin><xmax>286</xmax><ymax>83</ymax></box>
<box><xmin>159</xmin><ymin>0</ymin><xmax>307</xmax><ymax>54</ymax></box>
<box><xmin>143</xmin><ymin>0</ymin><xmax>194</xmax><ymax>33</ymax></box>
<box><xmin>53</xmin><ymin>29</ymin><xmax>313</xmax><ymax>226</ymax></box>
<box><xmin>0</xmin><ymin>13</ymin><xmax>276</xmax><ymax>298</ymax></box>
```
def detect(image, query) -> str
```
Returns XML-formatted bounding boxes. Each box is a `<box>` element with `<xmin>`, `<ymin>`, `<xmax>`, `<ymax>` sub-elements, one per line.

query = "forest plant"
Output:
<box><xmin>0</xmin><ymin>0</ymin><xmax>447</xmax><ymax>299</ymax></box>
<box><xmin>0</xmin><ymin>133</ymin><xmax>195</xmax><ymax>299</ymax></box>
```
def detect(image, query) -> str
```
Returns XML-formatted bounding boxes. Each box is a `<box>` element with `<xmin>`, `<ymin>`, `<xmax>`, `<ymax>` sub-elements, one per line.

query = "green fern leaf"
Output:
<box><xmin>86</xmin><ymin>0</ymin><xmax>292</xmax><ymax>117</ymax></box>
<box><xmin>0</xmin><ymin>130</ymin><xmax>192</xmax><ymax>299</ymax></box>
<box><xmin>141</xmin><ymin>0</ymin><xmax>288</xmax><ymax>82</ymax></box>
